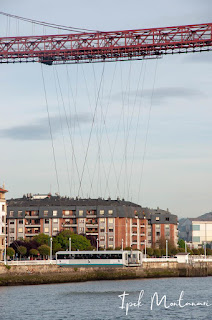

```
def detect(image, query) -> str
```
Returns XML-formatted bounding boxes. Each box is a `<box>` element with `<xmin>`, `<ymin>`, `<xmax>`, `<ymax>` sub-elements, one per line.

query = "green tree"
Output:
<box><xmin>153</xmin><ymin>248</ymin><xmax>161</xmax><ymax>257</ymax></box>
<box><xmin>54</xmin><ymin>230</ymin><xmax>92</xmax><ymax>251</ymax></box>
<box><xmin>29</xmin><ymin>248</ymin><xmax>39</xmax><ymax>256</ymax></box>
<box><xmin>170</xmin><ymin>247</ymin><xmax>178</xmax><ymax>255</ymax></box>
<box><xmin>146</xmin><ymin>247</ymin><xmax>153</xmax><ymax>256</ymax></box>
<box><xmin>206</xmin><ymin>248</ymin><xmax>212</xmax><ymax>256</ymax></box>
<box><xmin>178</xmin><ymin>239</ymin><xmax>185</xmax><ymax>249</ymax></box>
<box><xmin>52</xmin><ymin>241</ymin><xmax>62</xmax><ymax>254</ymax></box>
<box><xmin>33</xmin><ymin>233</ymin><xmax>50</xmax><ymax>246</ymax></box>
<box><xmin>161</xmin><ymin>248</ymin><xmax>166</xmax><ymax>256</ymax></box>
<box><xmin>158</xmin><ymin>237</ymin><xmax>166</xmax><ymax>249</ymax></box>
<box><xmin>38</xmin><ymin>245</ymin><xmax>50</xmax><ymax>257</ymax></box>
<box><xmin>17</xmin><ymin>246</ymin><xmax>27</xmax><ymax>257</ymax></box>
<box><xmin>192</xmin><ymin>248</ymin><xmax>200</xmax><ymax>255</ymax></box>
<box><xmin>199</xmin><ymin>248</ymin><xmax>204</xmax><ymax>255</ymax></box>
<box><xmin>6</xmin><ymin>247</ymin><xmax>15</xmax><ymax>258</ymax></box>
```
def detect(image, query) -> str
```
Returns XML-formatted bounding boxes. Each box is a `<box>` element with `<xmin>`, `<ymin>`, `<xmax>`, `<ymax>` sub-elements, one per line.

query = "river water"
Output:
<box><xmin>0</xmin><ymin>277</ymin><xmax>211</xmax><ymax>320</ymax></box>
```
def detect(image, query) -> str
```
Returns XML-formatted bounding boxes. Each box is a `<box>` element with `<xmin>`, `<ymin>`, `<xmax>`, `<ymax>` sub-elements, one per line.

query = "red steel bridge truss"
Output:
<box><xmin>0</xmin><ymin>23</ymin><xmax>211</xmax><ymax>65</ymax></box>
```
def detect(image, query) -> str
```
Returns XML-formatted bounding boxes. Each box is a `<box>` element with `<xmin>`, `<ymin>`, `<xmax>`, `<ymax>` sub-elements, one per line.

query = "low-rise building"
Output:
<box><xmin>178</xmin><ymin>212</ymin><xmax>212</xmax><ymax>248</ymax></box>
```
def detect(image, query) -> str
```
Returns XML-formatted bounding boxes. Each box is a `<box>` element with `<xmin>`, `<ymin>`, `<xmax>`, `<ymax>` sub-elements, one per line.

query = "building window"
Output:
<box><xmin>108</xmin><ymin>218</ymin><xmax>114</xmax><ymax>224</ymax></box>
<box><xmin>165</xmin><ymin>232</ymin><xmax>170</xmax><ymax>237</ymax></box>
<box><xmin>109</xmin><ymin>237</ymin><xmax>113</xmax><ymax>242</ymax></box>
<box><xmin>156</xmin><ymin>225</ymin><xmax>160</xmax><ymax>229</ymax></box>
<box><xmin>2</xmin><ymin>227</ymin><xmax>4</xmax><ymax>233</ymax></box>
<box><xmin>53</xmin><ymin>219</ymin><xmax>58</xmax><ymax>223</ymax></box>
<box><xmin>10</xmin><ymin>211</ymin><xmax>14</xmax><ymax>217</ymax></box>
<box><xmin>53</xmin><ymin>210</ymin><xmax>57</xmax><ymax>216</ymax></box>
<box><xmin>18</xmin><ymin>211</ymin><xmax>22</xmax><ymax>217</ymax></box>
<box><xmin>165</xmin><ymin>225</ymin><xmax>170</xmax><ymax>229</ymax></box>
<box><xmin>100</xmin><ymin>210</ymin><xmax>104</xmax><ymax>215</ymax></box>
<box><xmin>44</xmin><ymin>210</ymin><xmax>48</xmax><ymax>216</ymax></box>
<box><xmin>109</xmin><ymin>228</ymin><xmax>113</xmax><ymax>233</ymax></box>
<box><xmin>79</xmin><ymin>227</ymin><xmax>84</xmax><ymax>232</ymax></box>
<box><xmin>79</xmin><ymin>210</ymin><xmax>83</xmax><ymax>216</ymax></box>
<box><xmin>79</xmin><ymin>219</ymin><xmax>84</xmax><ymax>223</ymax></box>
<box><xmin>10</xmin><ymin>237</ymin><xmax>14</xmax><ymax>243</ymax></box>
<box><xmin>156</xmin><ymin>217</ymin><xmax>160</xmax><ymax>221</ymax></box>
<box><xmin>100</xmin><ymin>236</ymin><xmax>105</xmax><ymax>241</ymax></box>
<box><xmin>19</xmin><ymin>220</ymin><xmax>23</xmax><ymax>224</ymax></box>
<box><xmin>100</xmin><ymin>228</ymin><xmax>105</xmax><ymax>233</ymax></box>
<box><xmin>165</xmin><ymin>217</ymin><xmax>169</xmax><ymax>221</ymax></box>
<box><xmin>10</xmin><ymin>221</ymin><xmax>15</xmax><ymax>225</ymax></box>
<box><xmin>53</xmin><ymin>228</ymin><xmax>58</xmax><ymax>232</ymax></box>
<box><xmin>156</xmin><ymin>232</ymin><xmax>160</xmax><ymax>236</ymax></box>
<box><xmin>10</xmin><ymin>228</ymin><xmax>15</xmax><ymax>233</ymax></box>
<box><xmin>193</xmin><ymin>236</ymin><xmax>200</xmax><ymax>243</ymax></box>
<box><xmin>192</xmin><ymin>225</ymin><xmax>200</xmax><ymax>231</ymax></box>
<box><xmin>45</xmin><ymin>219</ymin><xmax>49</xmax><ymax>224</ymax></box>
<box><xmin>44</xmin><ymin>227</ymin><xmax>49</xmax><ymax>233</ymax></box>
<box><xmin>108</xmin><ymin>210</ymin><xmax>113</xmax><ymax>215</ymax></box>
<box><xmin>2</xmin><ymin>239</ymin><xmax>4</xmax><ymax>245</ymax></box>
<box><xmin>100</xmin><ymin>218</ymin><xmax>105</xmax><ymax>223</ymax></box>
<box><xmin>2</xmin><ymin>205</ymin><xmax>5</xmax><ymax>211</ymax></box>
<box><xmin>18</xmin><ymin>228</ymin><xmax>23</xmax><ymax>233</ymax></box>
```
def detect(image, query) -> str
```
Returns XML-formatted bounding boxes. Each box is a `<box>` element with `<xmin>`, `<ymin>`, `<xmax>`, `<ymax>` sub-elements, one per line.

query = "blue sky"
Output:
<box><xmin>0</xmin><ymin>0</ymin><xmax>212</xmax><ymax>218</ymax></box>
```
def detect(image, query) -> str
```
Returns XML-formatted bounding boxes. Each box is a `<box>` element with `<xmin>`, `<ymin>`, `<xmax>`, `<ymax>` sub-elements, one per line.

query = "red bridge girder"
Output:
<box><xmin>0</xmin><ymin>23</ymin><xmax>211</xmax><ymax>65</ymax></box>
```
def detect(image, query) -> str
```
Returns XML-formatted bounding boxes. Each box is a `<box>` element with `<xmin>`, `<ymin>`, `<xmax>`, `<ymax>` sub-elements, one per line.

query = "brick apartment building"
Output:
<box><xmin>6</xmin><ymin>193</ymin><xmax>178</xmax><ymax>251</ymax></box>
<box><xmin>146</xmin><ymin>208</ymin><xmax>178</xmax><ymax>248</ymax></box>
<box><xmin>7</xmin><ymin>194</ymin><xmax>148</xmax><ymax>250</ymax></box>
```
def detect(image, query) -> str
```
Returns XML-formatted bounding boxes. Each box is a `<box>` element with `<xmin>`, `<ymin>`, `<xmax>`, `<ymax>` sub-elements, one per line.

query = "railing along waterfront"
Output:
<box><xmin>6</xmin><ymin>260</ymin><xmax>57</xmax><ymax>266</ymax></box>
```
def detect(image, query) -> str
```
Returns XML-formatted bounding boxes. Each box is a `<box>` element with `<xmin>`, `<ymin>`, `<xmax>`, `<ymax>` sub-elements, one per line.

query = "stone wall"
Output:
<box><xmin>0</xmin><ymin>261</ymin><xmax>211</xmax><ymax>286</ymax></box>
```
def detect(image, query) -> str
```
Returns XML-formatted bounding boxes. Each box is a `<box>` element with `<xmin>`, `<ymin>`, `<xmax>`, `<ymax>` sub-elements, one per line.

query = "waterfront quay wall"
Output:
<box><xmin>0</xmin><ymin>261</ymin><xmax>211</xmax><ymax>286</ymax></box>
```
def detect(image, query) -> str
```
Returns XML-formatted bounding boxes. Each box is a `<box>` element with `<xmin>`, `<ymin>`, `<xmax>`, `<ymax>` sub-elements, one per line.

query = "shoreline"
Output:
<box><xmin>0</xmin><ymin>261</ymin><xmax>212</xmax><ymax>286</ymax></box>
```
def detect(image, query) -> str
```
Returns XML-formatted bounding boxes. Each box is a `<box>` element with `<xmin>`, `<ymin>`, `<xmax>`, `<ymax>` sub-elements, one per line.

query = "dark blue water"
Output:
<box><xmin>0</xmin><ymin>277</ymin><xmax>211</xmax><ymax>319</ymax></box>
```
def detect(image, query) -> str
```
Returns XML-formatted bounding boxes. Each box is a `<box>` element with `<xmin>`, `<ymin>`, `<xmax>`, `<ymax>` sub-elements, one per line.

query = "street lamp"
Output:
<box><xmin>166</xmin><ymin>240</ymin><xmax>168</xmax><ymax>259</ymax></box>
<box><xmin>69</xmin><ymin>237</ymin><xmax>71</xmax><ymax>251</ymax></box>
<box><xmin>144</xmin><ymin>239</ymin><xmax>147</xmax><ymax>259</ymax></box>
<box><xmin>121</xmin><ymin>239</ymin><xmax>124</xmax><ymax>251</ymax></box>
<box><xmin>50</xmin><ymin>237</ymin><xmax>52</xmax><ymax>261</ymax></box>
<box><xmin>4</xmin><ymin>237</ymin><xmax>7</xmax><ymax>265</ymax></box>
<box><xmin>204</xmin><ymin>242</ymin><xmax>206</xmax><ymax>260</ymax></box>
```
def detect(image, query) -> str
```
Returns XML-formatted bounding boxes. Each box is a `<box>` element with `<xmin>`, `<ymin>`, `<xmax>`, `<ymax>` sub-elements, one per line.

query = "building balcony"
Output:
<box><xmin>62</xmin><ymin>215</ymin><xmax>76</xmax><ymax>218</ymax></box>
<box><xmin>86</xmin><ymin>229</ymin><xmax>98</xmax><ymax>233</ymax></box>
<box><xmin>25</xmin><ymin>215</ymin><xmax>39</xmax><ymax>218</ymax></box>
<box><xmin>25</xmin><ymin>233</ymin><xmax>39</xmax><ymax>236</ymax></box>
<box><xmin>25</xmin><ymin>224</ymin><xmax>41</xmax><ymax>227</ymax></box>
<box><xmin>62</xmin><ymin>223</ymin><xmax>77</xmax><ymax>227</ymax></box>
<box><xmin>86</xmin><ymin>224</ymin><xmax>98</xmax><ymax>228</ymax></box>
<box><xmin>86</xmin><ymin>232</ymin><xmax>98</xmax><ymax>236</ymax></box>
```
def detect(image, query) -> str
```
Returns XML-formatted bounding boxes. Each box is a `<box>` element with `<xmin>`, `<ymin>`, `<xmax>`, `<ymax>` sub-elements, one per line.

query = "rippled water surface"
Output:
<box><xmin>0</xmin><ymin>277</ymin><xmax>211</xmax><ymax>319</ymax></box>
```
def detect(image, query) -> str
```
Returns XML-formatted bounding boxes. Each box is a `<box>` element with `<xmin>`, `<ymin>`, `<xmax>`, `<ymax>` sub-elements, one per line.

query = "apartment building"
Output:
<box><xmin>146</xmin><ymin>208</ymin><xmax>178</xmax><ymax>248</ymax></box>
<box><xmin>7</xmin><ymin>194</ymin><xmax>148</xmax><ymax>250</ymax></box>
<box><xmin>0</xmin><ymin>185</ymin><xmax>7</xmax><ymax>260</ymax></box>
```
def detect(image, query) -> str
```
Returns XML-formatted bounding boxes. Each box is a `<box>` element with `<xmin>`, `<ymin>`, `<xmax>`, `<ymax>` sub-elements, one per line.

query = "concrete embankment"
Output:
<box><xmin>0</xmin><ymin>261</ymin><xmax>211</xmax><ymax>286</ymax></box>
